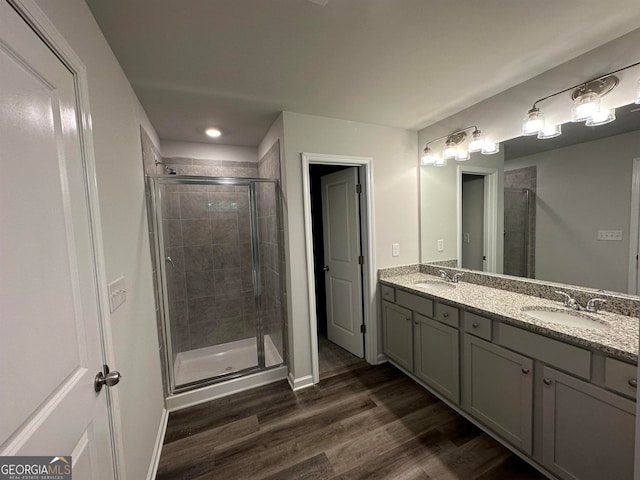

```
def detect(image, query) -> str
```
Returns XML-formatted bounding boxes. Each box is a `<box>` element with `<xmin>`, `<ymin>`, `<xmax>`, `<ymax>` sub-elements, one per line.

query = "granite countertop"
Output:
<box><xmin>380</xmin><ymin>273</ymin><xmax>639</xmax><ymax>363</ymax></box>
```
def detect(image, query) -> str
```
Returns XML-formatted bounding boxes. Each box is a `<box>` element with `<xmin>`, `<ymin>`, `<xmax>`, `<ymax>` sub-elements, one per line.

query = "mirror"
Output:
<box><xmin>420</xmin><ymin>102</ymin><xmax>640</xmax><ymax>295</ymax></box>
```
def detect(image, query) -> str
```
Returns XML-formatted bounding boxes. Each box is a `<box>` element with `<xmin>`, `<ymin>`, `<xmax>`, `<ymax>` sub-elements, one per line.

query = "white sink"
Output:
<box><xmin>414</xmin><ymin>280</ymin><xmax>456</xmax><ymax>290</ymax></box>
<box><xmin>521</xmin><ymin>307</ymin><xmax>608</xmax><ymax>330</ymax></box>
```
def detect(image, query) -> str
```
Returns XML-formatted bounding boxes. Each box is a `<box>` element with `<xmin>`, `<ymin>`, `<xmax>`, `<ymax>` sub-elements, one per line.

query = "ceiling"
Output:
<box><xmin>86</xmin><ymin>0</ymin><xmax>640</xmax><ymax>147</ymax></box>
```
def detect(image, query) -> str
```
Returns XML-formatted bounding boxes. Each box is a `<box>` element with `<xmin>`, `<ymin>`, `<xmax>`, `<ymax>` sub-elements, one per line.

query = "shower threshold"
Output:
<box><xmin>173</xmin><ymin>335</ymin><xmax>283</xmax><ymax>387</ymax></box>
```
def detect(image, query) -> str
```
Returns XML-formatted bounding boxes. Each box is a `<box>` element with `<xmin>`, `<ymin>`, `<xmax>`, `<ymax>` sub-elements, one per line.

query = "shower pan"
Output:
<box><xmin>148</xmin><ymin>175</ymin><xmax>286</xmax><ymax>394</ymax></box>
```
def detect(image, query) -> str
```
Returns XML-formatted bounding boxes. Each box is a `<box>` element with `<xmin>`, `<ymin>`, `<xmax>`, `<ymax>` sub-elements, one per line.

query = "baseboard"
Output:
<box><xmin>287</xmin><ymin>372</ymin><xmax>314</xmax><ymax>391</ymax></box>
<box><xmin>166</xmin><ymin>366</ymin><xmax>288</xmax><ymax>412</ymax></box>
<box><xmin>376</xmin><ymin>353</ymin><xmax>388</xmax><ymax>365</ymax></box>
<box><xmin>146</xmin><ymin>408</ymin><xmax>169</xmax><ymax>480</ymax></box>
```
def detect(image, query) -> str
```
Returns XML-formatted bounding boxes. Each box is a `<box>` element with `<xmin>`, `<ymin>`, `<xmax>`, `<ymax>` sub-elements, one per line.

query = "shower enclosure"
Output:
<box><xmin>148</xmin><ymin>175</ymin><xmax>285</xmax><ymax>394</ymax></box>
<box><xmin>504</xmin><ymin>187</ymin><xmax>533</xmax><ymax>278</ymax></box>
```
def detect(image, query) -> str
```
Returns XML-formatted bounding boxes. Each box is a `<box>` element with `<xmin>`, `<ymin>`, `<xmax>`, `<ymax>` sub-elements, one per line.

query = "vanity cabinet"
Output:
<box><xmin>381</xmin><ymin>300</ymin><xmax>413</xmax><ymax>371</ymax></box>
<box><xmin>414</xmin><ymin>313</ymin><xmax>459</xmax><ymax>403</ymax></box>
<box><xmin>463</xmin><ymin>334</ymin><xmax>533</xmax><ymax>454</ymax></box>
<box><xmin>541</xmin><ymin>366</ymin><xmax>636</xmax><ymax>480</ymax></box>
<box><xmin>382</xmin><ymin>288</ymin><xmax>460</xmax><ymax>403</ymax></box>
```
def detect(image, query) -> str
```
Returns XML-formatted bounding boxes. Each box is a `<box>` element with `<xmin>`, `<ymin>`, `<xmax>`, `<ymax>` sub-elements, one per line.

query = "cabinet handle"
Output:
<box><xmin>442</xmin><ymin>312</ymin><xmax>450</xmax><ymax>318</ymax></box>
<box><xmin>543</xmin><ymin>378</ymin><xmax>552</xmax><ymax>385</ymax></box>
<box><xmin>521</xmin><ymin>367</ymin><xmax>529</xmax><ymax>374</ymax></box>
<box><xmin>472</xmin><ymin>322</ymin><xmax>479</xmax><ymax>328</ymax></box>
<box><xmin>414</xmin><ymin>321</ymin><xmax>419</xmax><ymax>325</ymax></box>
<box><xmin>629</xmin><ymin>379</ymin><xmax>638</xmax><ymax>388</ymax></box>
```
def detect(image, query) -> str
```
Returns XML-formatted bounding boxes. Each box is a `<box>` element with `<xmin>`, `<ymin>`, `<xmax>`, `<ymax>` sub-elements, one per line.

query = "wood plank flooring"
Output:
<box><xmin>157</xmin><ymin>362</ymin><xmax>548</xmax><ymax>479</ymax></box>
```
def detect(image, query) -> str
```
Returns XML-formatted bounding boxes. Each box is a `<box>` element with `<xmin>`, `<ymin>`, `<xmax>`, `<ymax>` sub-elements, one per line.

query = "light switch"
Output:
<box><xmin>597</xmin><ymin>230</ymin><xmax>623</xmax><ymax>241</ymax></box>
<box><xmin>108</xmin><ymin>276</ymin><xmax>127</xmax><ymax>312</ymax></box>
<box><xmin>392</xmin><ymin>243</ymin><xmax>400</xmax><ymax>257</ymax></box>
<box><xmin>437</xmin><ymin>239</ymin><xmax>444</xmax><ymax>252</ymax></box>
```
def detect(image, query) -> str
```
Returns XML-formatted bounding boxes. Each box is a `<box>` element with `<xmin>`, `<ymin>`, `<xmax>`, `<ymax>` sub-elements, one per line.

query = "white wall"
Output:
<box><xmin>280</xmin><ymin>111</ymin><xmax>418</xmax><ymax>381</ymax></box>
<box><xmin>161</xmin><ymin>140</ymin><xmax>258</xmax><ymax>163</ymax></box>
<box><xmin>506</xmin><ymin>130</ymin><xmax>640</xmax><ymax>292</ymax></box>
<box><xmin>33</xmin><ymin>1</ymin><xmax>165</xmax><ymax>479</ymax></box>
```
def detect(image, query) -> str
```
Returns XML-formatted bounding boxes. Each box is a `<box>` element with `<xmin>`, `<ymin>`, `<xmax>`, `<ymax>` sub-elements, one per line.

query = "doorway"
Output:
<box><xmin>457</xmin><ymin>165</ymin><xmax>499</xmax><ymax>273</ymax></box>
<box><xmin>302</xmin><ymin>153</ymin><xmax>376</xmax><ymax>384</ymax></box>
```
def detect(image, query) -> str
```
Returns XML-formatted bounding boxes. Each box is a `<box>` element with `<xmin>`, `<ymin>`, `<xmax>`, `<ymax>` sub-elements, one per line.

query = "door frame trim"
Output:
<box><xmin>628</xmin><ymin>157</ymin><xmax>640</xmax><ymax>295</ymax></box>
<box><xmin>456</xmin><ymin>165</ymin><xmax>499</xmax><ymax>273</ymax></box>
<box><xmin>301</xmin><ymin>153</ymin><xmax>376</xmax><ymax>384</ymax></box>
<box><xmin>7</xmin><ymin>1</ymin><xmax>123</xmax><ymax>477</ymax></box>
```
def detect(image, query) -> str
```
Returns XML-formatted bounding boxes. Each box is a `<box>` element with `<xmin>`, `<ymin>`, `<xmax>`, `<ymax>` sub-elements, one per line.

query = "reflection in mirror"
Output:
<box><xmin>502</xmin><ymin>102</ymin><xmax>640</xmax><ymax>293</ymax></box>
<box><xmin>421</xmin><ymin>102</ymin><xmax>640</xmax><ymax>295</ymax></box>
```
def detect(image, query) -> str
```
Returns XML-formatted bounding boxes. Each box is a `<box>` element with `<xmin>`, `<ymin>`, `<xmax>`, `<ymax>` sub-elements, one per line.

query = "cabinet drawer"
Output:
<box><xmin>604</xmin><ymin>357</ymin><xmax>637</xmax><ymax>399</ymax></box>
<box><xmin>498</xmin><ymin>324</ymin><xmax>591</xmax><ymax>379</ymax></box>
<box><xmin>434</xmin><ymin>302</ymin><xmax>459</xmax><ymax>328</ymax></box>
<box><xmin>381</xmin><ymin>284</ymin><xmax>395</xmax><ymax>302</ymax></box>
<box><xmin>464</xmin><ymin>312</ymin><xmax>492</xmax><ymax>341</ymax></box>
<box><xmin>396</xmin><ymin>290</ymin><xmax>433</xmax><ymax>318</ymax></box>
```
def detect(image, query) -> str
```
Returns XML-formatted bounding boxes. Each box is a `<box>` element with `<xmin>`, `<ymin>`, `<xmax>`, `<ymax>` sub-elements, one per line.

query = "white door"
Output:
<box><xmin>0</xmin><ymin>2</ymin><xmax>116</xmax><ymax>478</ymax></box>
<box><xmin>321</xmin><ymin>168</ymin><xmax>364</xmax><ymax>358</ymax></box>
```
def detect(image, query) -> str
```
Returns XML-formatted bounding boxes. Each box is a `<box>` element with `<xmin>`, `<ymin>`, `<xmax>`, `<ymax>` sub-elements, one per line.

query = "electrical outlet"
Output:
<box><xmin>597</xmin><ymin>230</ymin><xmax>623</xmax><ymax>241</ymax></box>
<box><xmin>437</xmin><ymin>239</ymin><xmax>444</xmax><ymax>252</ymax></box>
<box><xmin>392</xmin><ymin>243</ymin><xmax>400</xmax><ymax>257</ymax></box>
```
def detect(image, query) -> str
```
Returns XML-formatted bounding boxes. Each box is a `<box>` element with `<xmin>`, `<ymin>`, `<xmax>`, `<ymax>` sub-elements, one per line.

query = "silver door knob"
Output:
<box><xmin>323</xmin><ymin>266</ymin><xmax>330</xmax><ymax>272</ymax></box>
<box><xmin>94</xmin><ymin>370</ymin><xmax>122</xmax><ymax>392</ymax></box>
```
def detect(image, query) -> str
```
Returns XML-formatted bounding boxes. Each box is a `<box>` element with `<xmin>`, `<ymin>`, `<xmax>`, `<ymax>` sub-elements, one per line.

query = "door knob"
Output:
<box><xmin>95</xmin><ymin>367</ymin><xmax>122</xmax><ymax>392</ymax></box>
<box><xmin>323</xmin><ymin>266</ymin><xmax>330</xmax><ymax>272</ymax></box>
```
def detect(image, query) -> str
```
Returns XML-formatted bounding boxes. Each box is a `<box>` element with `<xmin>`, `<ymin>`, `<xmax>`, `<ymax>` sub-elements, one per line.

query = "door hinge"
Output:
<box><xmin>358</xmin><ymin>255</ymin><xmax>364</xmax><ymax>265</ymax></box>
<box><xmin>356</xmin><ymin>183</ymin><xmax>362</xmax><ymax>194</ymax></box>
<box><xmin>360</xmin><ymin>324</ymin><xmax>366</xmax><ymax>334</ymax></box>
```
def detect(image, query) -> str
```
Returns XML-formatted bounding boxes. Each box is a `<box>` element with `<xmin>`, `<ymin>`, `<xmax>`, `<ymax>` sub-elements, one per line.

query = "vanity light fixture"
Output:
<box><xmin>523</xmin><ymin>61</ymin><xmax>640</xmax><ymax>140</ymax></box>
<box><xmin>420</xmin><ymin>126</ymin><xmax>499</xmax><ymax>167</ymax></box>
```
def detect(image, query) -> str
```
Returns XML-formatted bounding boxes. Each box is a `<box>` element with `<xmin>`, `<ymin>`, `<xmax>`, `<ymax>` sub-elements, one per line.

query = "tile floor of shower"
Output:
<box><xmin>173</xmin><ymin>334</ymin><xmax>283</xmax><ymax>386</ymax></box>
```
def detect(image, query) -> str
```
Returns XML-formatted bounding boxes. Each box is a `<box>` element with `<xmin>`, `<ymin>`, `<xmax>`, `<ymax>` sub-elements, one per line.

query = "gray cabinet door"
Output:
<box><xmin>382</xmin><ymin>300</ymin><xmax>413</xmax><ymax>371</ymax></box>
<box><xmin>414</xmin><ymin>314</ymin><xmax>460</xmax><ymax>403</ymax></box>
<box><xmin>542</xmin><ymin>366</ymin><xmax>636</xmax><ymax>480</ymax></box>
<box><xmin>463</xmin><ymin>334</ymin><xmax>533</xmax><ymax>454</ymax></box>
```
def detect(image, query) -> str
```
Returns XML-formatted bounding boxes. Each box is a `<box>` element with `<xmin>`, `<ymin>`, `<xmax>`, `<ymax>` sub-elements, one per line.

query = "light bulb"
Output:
<box><xmin>537</xmin><ymin>124</ymin><xmax>562</xmax><ymax>139</ymax></box>
<box><xmin>420</xmin><ymin>147</ymin><xmax>436</xmax><ymax>166</ymax></box>
<box><xmin>443</xmin><ymin>141</ymin><xmax>458</xmax><ymax>160</ymax></box>
<box><xmin>481</xmin><ymin>141</ymin><xmax>499</xmax><ymax>155</ymax></box>
<box><xmin>586</xmin><ymin>108</ymin><xmax>615</xmax><ymax>126</ymax></box>
<box><xmin>456</xmin><ymin>150</ymin><xmax>469</xmax><ymax>161</ymax></box>
<box><xmin>468</xmin><ymin>129</ymin><xmax>485</xmax><ymax>152</ymax></box>
<box><xmin>571</xmin><ymin>92</ymin><xmax>600</xmax><ymax>122</ymax></box>
<box><xmin>635</xmin><ymin>79</ymin><xmax>640</xmax><ymax>104</ymax></box>
<box><xmin>522</xmin><ymin>107</ymin><xmax>544</xmax><ymax>135</ymax></box>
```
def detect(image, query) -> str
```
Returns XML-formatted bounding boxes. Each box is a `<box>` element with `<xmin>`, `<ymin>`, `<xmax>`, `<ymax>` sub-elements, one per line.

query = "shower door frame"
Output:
<box><xmin>148</xmin><ymin>175</ymin><xmax>283</xmax><ymax>394</ymax></box>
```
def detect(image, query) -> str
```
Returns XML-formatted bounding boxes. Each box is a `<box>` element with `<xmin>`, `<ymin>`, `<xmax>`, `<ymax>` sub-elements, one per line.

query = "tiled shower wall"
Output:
<box><xmin>504</xmin><ymin>166</ymin><xmax>537</xmax><ymax>278</ymax></box>
<box><xmin>257</xmin><ymin>140</ymin><xmax>286</xmax><ymax>362</ymax></box>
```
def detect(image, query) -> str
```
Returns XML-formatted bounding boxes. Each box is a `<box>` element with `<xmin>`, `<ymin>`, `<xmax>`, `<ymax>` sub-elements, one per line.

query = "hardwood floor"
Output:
<box><xmin>318</xmin><ymin>335</ymin><xmax>365</xmax><ymax>380</ymax></box>
<box><xmin>157</xmin><ymin>363</ymin><xmax>548</xmax><ymax>479</ymax></box>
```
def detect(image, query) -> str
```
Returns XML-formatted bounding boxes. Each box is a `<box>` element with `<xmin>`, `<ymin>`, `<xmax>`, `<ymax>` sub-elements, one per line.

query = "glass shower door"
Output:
<box><xmin>504</xmin><ymin>187</ymin><xmax>532</xmax><ymax>278</ymax></box>
<box><xmin>154</xmin><ymin>179</ymin><xmax>260</xmax><ymax>390</ymax></box>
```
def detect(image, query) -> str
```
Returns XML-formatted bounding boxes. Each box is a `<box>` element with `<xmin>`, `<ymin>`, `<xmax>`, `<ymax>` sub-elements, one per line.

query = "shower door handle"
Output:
<box><xmin>323</xmin><ymin>266</ymin><xmax>330</xmax><ymax>272</ymax></box>
<box><xmin>166</xmin><ymin>256</ymin><xmax>175</xmax><ymax>268</ymax></box>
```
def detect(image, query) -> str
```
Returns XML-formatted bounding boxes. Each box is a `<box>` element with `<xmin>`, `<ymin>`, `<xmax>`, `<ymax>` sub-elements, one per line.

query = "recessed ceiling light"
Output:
<box><xmin>205</xmin><ymin>128</ymin><xmax>222</xmax><ymax>138</ymax></box>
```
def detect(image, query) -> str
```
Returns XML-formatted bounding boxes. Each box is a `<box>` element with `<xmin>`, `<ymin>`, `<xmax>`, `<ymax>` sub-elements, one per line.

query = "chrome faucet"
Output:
<box><xmin>585</xmin><ymin>298</ymin><xmax>606</xmax><ymax>313</ymax></box>
<box><xmin>556</xmin><ymin>291</ymin><xmax>606</xmax><ymax>313</ymax></box>
<box><xmin>439</xmin><ymin>270</ymin><xmax>464</xmax><ymax>283</ymax></box>
<box><xmin>556</xmin><ymin>291</ymin><xmax>582</xmax><ymax>310</ymax></box>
